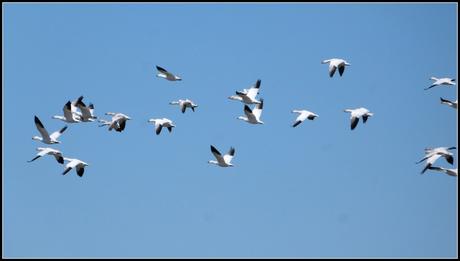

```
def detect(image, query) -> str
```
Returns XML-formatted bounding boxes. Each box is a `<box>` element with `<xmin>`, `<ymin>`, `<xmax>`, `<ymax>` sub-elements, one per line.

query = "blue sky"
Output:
<box><xmin>3</xmin><ymin>3</ymin><xmax>457</xmax><ymax>258</ymax></box>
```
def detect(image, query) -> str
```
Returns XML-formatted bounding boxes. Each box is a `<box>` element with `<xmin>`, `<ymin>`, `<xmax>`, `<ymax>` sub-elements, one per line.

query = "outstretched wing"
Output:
<box><xmin>251</xmin><ymin>99</ymin><xmax>264</xmax><ymax>120</ymax></box>
<box><xmin>211</xmin><ymin>145</ymin><xmax>226</xmax><ymax>165</ymax></box>
<box><xmin>246</xmin><ymin>79</ymin><xmax>261</xmax><ymax>99</ymax></box>
<box><xmin>34</xmin><ymin>116</ymin><xmax>51</xmax><ymax>141</ymax></box>
<box><xmin>50</xmin><ymin>126</ymin><xmax>68</xmax><ymax>140</ymax></box>
<box><xmin>223</xmin><ymin>147</ymin><xmax>235</xmax><ymax>164</ymax></box>
<box><xmin>329</xmin><ymin>64</ymin><xmax>337</xmax><ymax>77</ymax></box>
<box><xmin>350</xmin><ymin>117</ymin><xmax>359</xmax><ymax>130</ymax></box>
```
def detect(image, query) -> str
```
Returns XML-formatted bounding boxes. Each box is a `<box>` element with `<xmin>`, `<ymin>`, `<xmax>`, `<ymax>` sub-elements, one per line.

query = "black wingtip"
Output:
<box><xmin>34</xmin><ymin>116</ymin><xmax>44</xmax><ymax>128</ymax></box>
<box><xmin>57</xmin><ymin>157</ymin><xmax>64</xmax><ymax>164</ymax></box>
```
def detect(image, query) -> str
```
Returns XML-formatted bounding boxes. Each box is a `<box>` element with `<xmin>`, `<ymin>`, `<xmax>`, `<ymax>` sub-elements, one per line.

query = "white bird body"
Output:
<box><xmin>228</xmin><ymin>79</ymin><xmax>262</xmax><ymax>104</ymax></box>
<box><xmin>99</xmin><ymin>112</ymin><xmax>131</xmax><ymax>132</ymax></box>
<box><xmin>32</xmin><ymin>116</ymin><xmax>68</xmax><ymax>144</ymax></box>
<box><xmin>208</xmin><ymin>145</ymin><xmax>235</xmax><ymax>167</ymax></box>
<box><xmin>321</xmin><ymin>58</ymin><xmax>351</xmax><ymax>77</ymax></box>
<box><xmin>28</xmin><ymin>147</ymin><xmax>64</xmax><ymax>164</ymax></box>
<box><xmin>291</xmin><ymin>110</ymin><xmax>319</xmax><ymax>127</ymax></box>
<box><xmin>425</xmin><ymin>77</ymin><xmax>456</xmax><ymax>90</ymax></box>
<box><xmin>170</xmin><ymin>99</ymin><xmax>198</xmax><ymax>113</ymax></box>
<box><xmin>148</xmin><ymin>118</ymin><xmax>175</xmax><ymax>135</ymax></box>
<box><xmin>343</xmin><ymin>107</ymin><xmax>373</xmax><ymax>130</ymax></box>
<box><xmin>440</xmin><ymin>97</ymin><xmax>457</xmax><ymax>109</ymax></box>
<box><xmin>238</xmin><ymin>99</ymin><xmax>264</xmax><ymax>124</ymax></box>
<box><xmin>156</xmin><ymin>65</ymin><xmax>182</xmax><ymax>81</ymax></box>
<box><xmin>62</xmin><ymin>158</ymin><xmax>89</xmax><ymax>177</ymax></box>
<box><xmin>427</xmin><ymin>166</ymin><xmax>458</xmax><ymax>177</ymax></box>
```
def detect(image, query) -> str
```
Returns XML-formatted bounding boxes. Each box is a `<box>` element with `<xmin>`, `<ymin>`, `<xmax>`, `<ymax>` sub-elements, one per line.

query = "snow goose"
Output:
<box><xmin>98</xmin><ymin>112</ymin><xmax>131</xmax><ymax>132</ymax></box>
<box><xmin>343</xmin><ymin>107</ymin><xmax>373</xmax><ymax>130</ymax></box>
<box><xmin>156</xmin><ymin>65</ymin><xmax>182</xmax><ymax>81</ymax></box>
<box><xmin>291</xmin><ymin>110</ymin><xmax>319</xmax><ymax>127</ymax></box>
<box><xmin>62</xmin><ymin>158</ymin><xmax>89</xmax><ymax>177</ymax></box>
<box><xmin>28</xmin><ymin>147</ymin><xmax>64</xmax><ymax>164</ymax></box>
<box><xmin>238</xmin><ymin>99</ymin><xmax>264</xmax><ymax>124</ymax></box>
<box><xmin>440</xmin><ymin>97</ymin><xmax>457</xmax><ymax>109</ymax></box>
<box><xmin>148</xmin><ymin>118</ymin><xmax>175</xmax><ymax>135</ymax></box>
<box><xmin>75</xmin><ymin>96</ymin><xmax>97</xmax><ymax>121</ymax></box>
<box><xmin>170</xmin><ymin>99</ymin><xmax>198</xmax><ymax>113</ymax></box>
<box><xmin>208</xmin><ymin>145</ymin><xmax>235</xmax><ymax>167</ymax></box>
<box><xmin>425</xmin><ymin>77</ymin><xmax>456</xmax><ymax>90</ymax></box>
<box><xmin>52</xmin><ymin>100</ymin><xmax>82</xmax><ymax>123</ymax></box>
<box><xmin>426</xmin><ymin>166</ymin><xmax>458</xmax><ymax>177</ymax></box>
<box><xmin>228</xmin><ymin>79</ymin><xmax>262</xmax><ymax>104</ymax></box>
<box><xmin>321</xmin><ymin>58</ymin><xmax>351</xmax><ymax>77</ymax></box>
<box><xmin>417</xmin><ymin>146</ymin><xmax>456</xmax><ymax>166</ymax></box>
<box><xmin>32</xmin><ymin>116</ymin><xmax>68</xmax><ymax>144</ymax></box>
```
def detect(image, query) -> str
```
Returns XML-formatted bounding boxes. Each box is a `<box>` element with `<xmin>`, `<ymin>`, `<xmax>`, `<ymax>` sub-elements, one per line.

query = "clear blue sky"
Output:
<box><xmin>3</xmin><ymin>3</ymin><xmax>457</xmax><ymax>258</ymax></box>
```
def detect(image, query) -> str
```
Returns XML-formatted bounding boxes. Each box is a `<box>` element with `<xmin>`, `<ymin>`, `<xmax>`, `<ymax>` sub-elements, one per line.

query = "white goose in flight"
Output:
<box><xmin>170</xmin><ymin>99</ymin><xmax>198</xmax><ymax>113</ymax></box>
<box><xmin>440</xmin><ymin>97</ymin><xmax>457</xmax><ymax>109</ymax></box>
<box><xmin>238</xmin><ymin>99</ymin><xmax>264</xmax><ymax>124</ymax></box>
<box><xmin>75</xmin><ymin>96</ymin><xmax>97</xmax><ymax>121</ymax></box>
<box><xmin>425</xmin><ymin>77</ymin><xmax>456</xmax><ymax>90</ymax></box>
<box><xmin>321</xmin><ymin>58</ymin><xmax>351</xmax><ymax>77</ymax></box>
<box><xmin>156</xmin><ymin>65</ymin><xmax>182</xmax><ymax>81</ymax></box>
<box><xmin>148</xmin><ymin>118</ymin><xmax>175</xmax><ymax>135</ymax></box>
<box><xmin>62</xmin><ymin>158</ymin><xmax>89</xmax><ymax>177</ymax></box>
<box><xmin>98</xmin><ymin>112</ymin><xmax>131</xmax><ymax>132</ymax></box>
<box><xmin>228</xmin><ymin>79</ymin><xmax>262</xmax><ymax>104</ymax></box>
<box><xmin>32</xmin><ymin>116</ymin><xmax>68</xmax><ymax>144</ymax></box>
<box><xmin>208</xmin><ymin>145</ymin><xmax>235</xmax><ymax>167</ymax></box>
<box><xmin>417</xmin><ymin>146</ymin><xmax>456</xmax><ymax>167</ymax></box>
<box><xmin>291</xmin><ymin>110</ymin><xmax>319</xmax><ymax>127</ymax></box>
<box><xmin>28</xmin><ymin>147</ymin><xmax>64</xmax><ymax>164</ymax></box>
<box><xmin>343</xmin><ymin>107</ymin><xmax>373</xmax><ymax>130</ymax></box>
<box><xmin>52</xmin><ymin>100</ymin><xmax>82</xmax><ymax>123</ymax></box>
<box><xmin>426</xmin><ymin>166</ymin><xmax>458</xmax><ymax>177</ymax></box>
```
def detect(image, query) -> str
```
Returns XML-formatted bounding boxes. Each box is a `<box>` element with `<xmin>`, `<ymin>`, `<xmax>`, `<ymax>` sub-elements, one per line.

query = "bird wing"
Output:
<box><xmin>155</xmin><ymin>122</ymin><xmax>163</xmax><ymax>135</ymax></box>
<box><xmin>251</xmin><ymin>99</ymin><xmax>264</xmax><ymax>120</ymax></box>
<box><xmin>243</xmin><ymin>105</ymin><xmax>258</xmax><ymax>122</ymax></box>
<box><xmin>329</xmin><ymin>64</ymin><xmax>337</xmax><ymax>77</ymax></box>
<box><xmin>211</xmin><ymin>145</ymin><xmax>226</xmax><ymax>165</ymax></box>
<box><xmin>350</xmin><ymin>116</ymin><xmax>359</xmax><ymax>130</ymax></box>
<box><xmin>338</xmin><ymin>64</ymin><xmax>345</xmax><ymax>76</ymax></box>
<box><xmin>50</xmin><ymin>126</ymin><xmax>68</xmax><ymax>140</ymax></box>
<box><xmin>246</xmin><ymin>79</ymin><xmax>261</xmax><ymax>99</ymax></box>
<box><xmin>156</xmin><ymin>65</ymin><xmax>168</xmax><ymax>74</ymax></box>
<box><xmin>34</xmin><ymin>116</ymin><xmax>51</xmax><ymax>141</ymax></box>
<box><xmin>76</xmin><ymin>164</ymin><xmax>85</xmax><ymax>177</ymax></box>
<box><xmin>223</xmin><ymin>147</ymin><xmax>235</xmax><ymax>164</ymax></box>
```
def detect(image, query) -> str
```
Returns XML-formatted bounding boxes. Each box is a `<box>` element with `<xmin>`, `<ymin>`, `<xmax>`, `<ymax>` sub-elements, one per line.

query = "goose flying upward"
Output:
<box><xmin>32</xmin><ymin>116</ymin><xmax>68</xmax><ymax>144</ymax></box>
<box><xmin>291</xmin><ymin>110</ymin><xmax>319</xmax><ymax>127</ymax></box>
<box><xmin>62</xmin><ymin>158</ymin><xmax>89</xmax><ymax>177</ymax></box>
<box><xmin>228</xmin><ymin>79</ymin><xmax>262</xmax><ymax>104</ymax></box>
<box><xmin>28</xmin><ymin>147</ymin><xmax>64</xmax><ymax>164</ymax></box>
<box><xmin>321</xmin><ymin>58</ymin><xmax>351</xmax><ymax>77</ymax></box>
<box><xmin>156</xmin><ymin>65</ymin><xmax>182</xmax><ymax>81</ymax></box>
<box><xmin>238</xmin><ymin>99</ymin><xmax>264</xmax><ymax>124</ymax></box>
<box><xmin>208</xmin><ymin>145</ymin><xmax>235</xmax><ymax>167</ymax></box>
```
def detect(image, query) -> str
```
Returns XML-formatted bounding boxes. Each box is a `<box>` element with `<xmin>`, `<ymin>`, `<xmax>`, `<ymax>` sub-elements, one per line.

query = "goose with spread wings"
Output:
<box><xmin>208</xmin><ymin>145</ymin><xmax>235</xmax><ymax>167</ymax></box>
<box><xmin>32</xmin><ymin>116</ymin><xmax>68</xmax><ymax>144</ymax></box>
<box><xmin>98</xmin><ymin>112</ymin><xmax>131</xmax><ymax>132</ymax></box>
<box><xmin>148</xmin><ymin>118</ymin><xmax>175</xmax><ymax>135</ymax></box>
<box><xmin>228</xmin><ymin>79</ymin><xmax>262</xmax><ymax>104</ymax></box>
<box><xmin>169</xmin><ymin>99</ymin><xmax>198</xmax><ymax>113</ymax></box>
<box><xmin>343</xmin><ymin>107</ymin><xmax>373</xmax><ymax>130</ymax></box>
<box><xmin>156</xmin><ymin>65</ymin><xmax>182</xmax><ymax>81</ymax></box>
<box><xmin>416</xmin><ymin>146</ymin><xmax>456</xmax><ymax>174</ymax></box>
<box><xmin>440</xmin><ymin>97</ymin><xmax>457</xmax><ymax>109</ymax></box>
<box><xmin>426</xmin><ymin>166</ymin><xmax>458</xmax><ymax>177</ymax></box>
<box><xmin>321</xmin><ymin>58</ymin><xmax>351</xmax><ymax>77</ymax></box>
<box><xmin>291</xmin><ymin>110</ymin><xmax>319</xmax><ymax>127</ymax></box>
<box><xmin>62</xmin><ymin>158</ymin><xmax>89</xmax><ymax>177</ymax></box>
<box><xmin>28</xmin><ymin>147</ymin><xmax>64</xmax><ymax>164</ymax></box>
<box><xmin>425</xmin><ymin>77</ymin><xmax>456</xmax><ymax>90</ymax></box>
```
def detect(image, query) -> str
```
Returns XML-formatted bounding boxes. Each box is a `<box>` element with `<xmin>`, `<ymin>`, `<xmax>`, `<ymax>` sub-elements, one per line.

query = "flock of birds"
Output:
<box><xmin>29</xmin><ymin>60</ymin><xmax>457</xmax><ymax>177</ymax></box>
